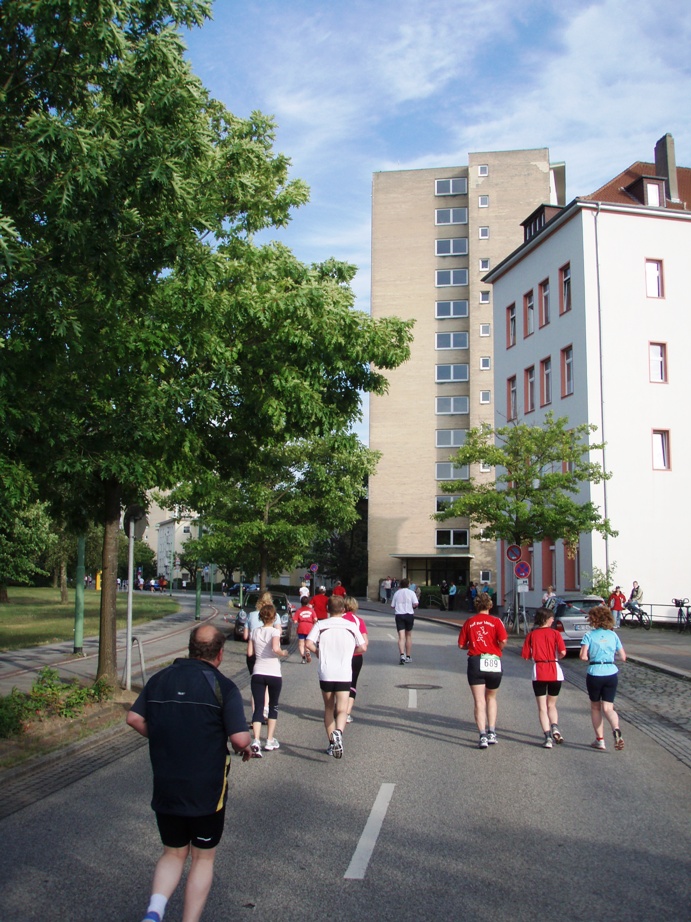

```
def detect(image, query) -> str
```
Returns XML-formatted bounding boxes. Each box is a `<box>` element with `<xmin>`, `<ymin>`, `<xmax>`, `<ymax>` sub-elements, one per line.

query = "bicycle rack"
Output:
<box><xmin>121</xmin><ymin>636</ymin><xmax>148</xmax><ymax>689</ymax></box>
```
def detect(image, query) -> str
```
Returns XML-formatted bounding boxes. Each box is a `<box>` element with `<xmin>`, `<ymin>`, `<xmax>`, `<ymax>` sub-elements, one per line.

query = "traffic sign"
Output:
<box><xmin>506</xmin><ymin>545</ymin><xmax>522</xmax><ymax>562</ymax></box>
<box><xmin>517</xmin><ymin>578</ymin><xmax>529</xmax><ymax>592</ymax></box>
<box><xmin>514</xmin><ymin>561</ymin><xmax>531</xmax><ymax>579</ymax></box>
<box><xmin>310</xmin><ymin>563</ymin><xmax>319</xmax><ymax>573</ymax></box>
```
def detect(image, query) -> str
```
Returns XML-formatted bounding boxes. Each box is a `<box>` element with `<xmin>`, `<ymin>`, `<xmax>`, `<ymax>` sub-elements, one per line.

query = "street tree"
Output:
<box><xmin>0</xmin><ymin>2</ymin><xmax>413</xmax><ymax>681</ymax></box>
<box><xmin>436</xmin><ymin>413</ymin><xmax>616</xmax><ymax>552</ymax></box>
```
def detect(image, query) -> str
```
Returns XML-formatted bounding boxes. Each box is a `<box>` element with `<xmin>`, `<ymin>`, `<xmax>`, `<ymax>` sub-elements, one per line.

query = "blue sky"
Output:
<box><xmin>183</xmin><ymin>0</ymin><xmax>691</xmax><ymax>435</ymax></box>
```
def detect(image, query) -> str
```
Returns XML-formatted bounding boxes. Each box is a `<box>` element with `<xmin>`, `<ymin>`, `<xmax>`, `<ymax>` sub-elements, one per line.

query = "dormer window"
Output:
<box><xmin>644</xmin><ymin>180</ymin><xmax>663</xmax><ymax>206</ymax></box>
<box><xmin>625</xmin><ymin>175</ymin><xmax>666</xmax><ymax>207</ymax></box>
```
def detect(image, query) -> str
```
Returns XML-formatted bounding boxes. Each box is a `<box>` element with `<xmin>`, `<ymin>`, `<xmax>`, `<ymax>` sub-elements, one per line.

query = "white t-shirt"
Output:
<box><xmin>251</xmin><ymin>626</ymin><xmax>282</xmax><ymax>677</ymax></box>
<box><xmin>307</xmin><ymin>617</ymin><xmax>364</xmax><ymax>682</ymax></box>
<box><xmin>391</xmin><ymin>587</ymin><xmax>418</xmax><ymax>615</ymax></box>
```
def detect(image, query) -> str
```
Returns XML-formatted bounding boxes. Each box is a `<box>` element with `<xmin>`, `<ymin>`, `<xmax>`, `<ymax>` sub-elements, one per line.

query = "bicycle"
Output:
<box><xmin>502</xmin><ymin>601</ymin><xmax>530</xmax><ymax>635</ymax></box>
<box><xmin>619</xmin><ymin>601</ymin><xmax>652</xmax><ymax>630</ymax></box>
<box><xmin>673</xmin><ymin>597</ymin><xmax>691</xmax><ymax>633</ymax></box>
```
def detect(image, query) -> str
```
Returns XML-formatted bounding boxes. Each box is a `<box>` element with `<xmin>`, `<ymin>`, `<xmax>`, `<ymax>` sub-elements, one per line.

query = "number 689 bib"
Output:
<box><xmin>479</xmin><ymin>653</ymin><xmax>502</xmax><ymax>673</ymax></box>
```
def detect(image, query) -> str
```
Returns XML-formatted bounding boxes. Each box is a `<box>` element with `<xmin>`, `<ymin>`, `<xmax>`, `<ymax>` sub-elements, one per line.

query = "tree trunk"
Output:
<box><xmin>0</xmin><ymin>585</ymin><xmax>8</xmax><ymax>604</ymax></box>
<box><xmin>60</xmin><ymin>559</ymin><xmax>68</xmax><ymax>604</ymax></box>
<box><xmin>51</xmin><ymin>568</ymin><xmax>58</xmax><ymax>589</ymax></box>
<box><xmin>97</xmin><ymin>478</ymin><xmax>122</xmax><ymax>684</ymax></box>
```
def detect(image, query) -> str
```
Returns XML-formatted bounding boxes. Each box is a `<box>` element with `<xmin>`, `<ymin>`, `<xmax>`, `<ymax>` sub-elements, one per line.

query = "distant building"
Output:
<box><xmin>486</xmin><ymin>133</ymin><xmax>690</xmax><ymax>620</ymax></box>
<box><xmin>367</xmin><ymin>149</ymin><xmax>565</xmax><ymax>599</ymax></box>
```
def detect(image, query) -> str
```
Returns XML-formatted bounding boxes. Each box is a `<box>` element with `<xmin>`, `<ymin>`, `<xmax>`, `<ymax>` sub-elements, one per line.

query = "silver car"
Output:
<box><xmin>551</xmin><ymin>595</ymin><xmax>605</xmax><ymax>651</ymax></box>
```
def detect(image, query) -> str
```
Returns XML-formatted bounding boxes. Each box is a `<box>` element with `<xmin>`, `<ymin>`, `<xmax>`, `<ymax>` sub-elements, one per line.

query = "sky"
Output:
<box><xmin>183</xmin><ymin>0</ymin><xmax>691</xmax><ymax>437</ymax></box>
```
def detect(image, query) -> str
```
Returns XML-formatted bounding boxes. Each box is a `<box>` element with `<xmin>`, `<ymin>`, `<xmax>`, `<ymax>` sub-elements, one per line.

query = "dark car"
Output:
<box><xmin>232</xmin><ymin>591</ymin><xmax>293</xmax><ymax>645</ymax></box>
<box><xmin>552</xmin><ymin>595</ymin><xmax>605</xmax><ymax>651</ymax></box>
<box><xmin>227</xmin><ymin>582</ymin><xmax>260</xmax><ymax>597</ymax></box>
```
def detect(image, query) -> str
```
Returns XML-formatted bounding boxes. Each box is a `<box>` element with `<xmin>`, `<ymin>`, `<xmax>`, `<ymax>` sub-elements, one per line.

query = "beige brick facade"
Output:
<box><xmin>368</xmin><ymin>149</ymin><xmax>564</xmax><ymax>601</ymax></box>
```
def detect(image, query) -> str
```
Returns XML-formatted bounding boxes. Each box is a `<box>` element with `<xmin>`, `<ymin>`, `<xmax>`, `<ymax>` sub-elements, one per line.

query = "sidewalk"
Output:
<box><xmin>357</xmin><ymin>598</ymin><xmax>691</xmax><ymax>681</ymax></box>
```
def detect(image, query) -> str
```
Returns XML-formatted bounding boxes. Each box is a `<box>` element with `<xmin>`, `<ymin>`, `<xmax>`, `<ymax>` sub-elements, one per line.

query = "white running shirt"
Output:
<box><xmin>307</xmin><ymin>617</ymin><xmax>364</xmax><ymax>682</ymax></box>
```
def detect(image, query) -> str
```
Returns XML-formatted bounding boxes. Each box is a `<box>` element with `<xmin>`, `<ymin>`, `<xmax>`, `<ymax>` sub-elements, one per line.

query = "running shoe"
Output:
<box><xmin>487</xmin><ymin>731</ymin><xmax>497</xmax><ymax>745</ymax></box>
<box><xmin>250</xmin><ymin>740</ymin><xmax>263</xmax><ymax>758</ymax></box>
<box><xmin>331</xmin><ymin>728</ymin><xmax>344</xmax><ymax>758</ymax></box>
<box><xmin>590</xmin><ymin>738</ymin><xmax>606</xmax><ymax>750</ymax></box>
<box><xmin>325</xmin><ymin>744</ymin><xmax>334</xmax><ymax>756</ymax></box>
<box><xmin>543</xmin><ymin>736</ymin><xmax>553</xmax><ymax>749</ymax></box>
<box><xmin>346</xmin><ymin>714</ymin><xmax>353</xmax><ymax>723</ymax></box>
<box><xmin>264</xmin><ymin>738</ymin><xmax>280</xmax><ymax>751</ymax></box>
<box><xmin>405</xmin><ymin>655</ymin><xmax>412</xmax><ymax>663</ymax></box>
<box><xmin>142</xmin><ymin>914</ymin><xmax>161</xmax><ymax>922</ymax></box>
<box><xmin>551</xmin><ymin>727</ymin><xmax>564</xmax><ymax>744</ymax></box>
<box><xmin>399</xmin><ymin>655</ymin><xmax>406</xmax><ymax>665</ymax></box>
<box><xmin>478</xmin><ymin>734</ymin><xmax>489</xmax><ymax>749</ymax></box>
<box><xmin>613</xmin><ymin>729</ymin><xmax>625</xmax><ymax>750</ymax></box>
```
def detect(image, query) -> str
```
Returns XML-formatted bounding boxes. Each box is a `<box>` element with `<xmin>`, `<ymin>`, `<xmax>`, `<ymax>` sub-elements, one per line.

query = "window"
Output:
<box><xmin>436</xmin><ymin>299</ymin><xmax>468</xmax><ymax>318</ymax></box>
<box><xmin>479</xmin><ymin>258</ymin><xmax>490</xmax><ymax>271</ymax></box>
<box><xmin>436</xmin><ymin>364</ymin><xmax>469</xmax><ymax>382</ymax></box>
<box><xmin>478</xmin><ymin>165</ymin><xmax>489</xmax><ymax>176</ymax></box>
<box><xmin>436</xmin><ymin>429</ymin><xmax>467</xmax><ymax>448</ymax></box>
<box><xmin>478</xmin><ymin>195</ymin><xmax>489</xmax><ymax>208</ymax></box>
<box><xmin>479</xmin><ymin>290</ymin><xmax>490</xmax><ymax>304</ymax></box>
<box><xmin>524</xmin><ymin>290</ymin><xmax>535</xmax><ymax>337</ymax></box>
<box><xmin>436</xmin><ymin>495</ymin><xmax>459</xmax><ymax>512</ymax></box>
<box><xmin>560</xmin><ymin>264</ymin><xmax>572</xmax><ymax>314</ymax></box>
<box><xmin>480</xmin><ymin>569</ymin><xmax>492</xmax><ymax>582</ymax></box>
<box><xmin>182</xmin><ymin>526</ymin><xmax>191</xmax><ymax>534</ymax></box>
<box><xmin>479</xmin><ymin>462</ymin><xmax>491</xmax><ymax>473</ymax></box>
<box><xmin>436</xmin><ymin>396</ymin><xmax>469</xmax><ymax>415</ymax></box>
<box><xmin>435</xmin><ymin>237</ymin><xmax>468</xmax><ymax>256</ymax></box>
<box><xmin>525</xmin><ymin>366</ymin><xmax>535</xmax><ymax>413</ymax></box>
<box><xmin>479</xmin><ymin>226</ymin><xmax>490</xmax><ymax>239</ymax></box>
<box><xmin>645</xmin><ymin>180</ymin><xmax>662</xmax><ymax>206</ymax></box>
<box><xmin>652</xmin><ymin>430</ymin><xmax>670</xmax><ymax>470</ymax></box>
<box><xmin>649</xmin><ymin>343</ymin><xmax>667</xmax><ymax>382</ymax></box>
<box><xmin>645</xmin><ymin>259</ymin><xmax>664</xmax><ymax>298</ymax></box>
<box><xmin>480</xmin><ymin>356</ymin><xmax>491</xmax><ymax>370</ymax></box>
<box><xmin>479</xmin><ymin>390</ymin><xmax>491</xmax><ymax>405</ymax></box>
<box><xmin>507</xmin><ymin>376</ymin><xmax>517</xmax><ymax>420</ymax></box>
<box><xmin>435</xmin><ymin>178</ymin><xmax>467</xmax><ymax>196</ymax></box>
<box><xmin>436</xmin><ymin>268</ymin><xmax>468</xmax><ymax>287</ymax></box>
<box><xmin>561</xmin><ymin>346</ymin><xmax>574</xmax><ymax>396</ymax></box>
<box><xmin>436</xmin><ymin>207</ymin><xmax>468</xmax><ymax>225</ymax></box>
<box><xmin>479</xmin><ymin>323</ymin><xmax>491</xmax><ymax>337</ymax></box>
<box><xmin>539</xmin><ymin>279</ymin><xmax>550</xmax><ymax>327</ymax></box>
<box><xmin>436</xmin><ymin>464</ymin><xmax>469</xmax><ymax>481</ymax></box>
<box><xmin>506</xmin><ymin>304</ymin><xmax>516</xmax><ymax>347</ymax></box>
<box><xmin>540</xmin><ymin>357</ymin><xmax>552</xmax><ymax>406</ymax></box>
<box><xmin>436</xmin><ymin>331</ymin><xmax>468</xmax><ymax>350</ymax></box>
<box><xmin>436</xmin><ymin>529</ymin><xmax>469</xmax><ymax>547</ymax></box>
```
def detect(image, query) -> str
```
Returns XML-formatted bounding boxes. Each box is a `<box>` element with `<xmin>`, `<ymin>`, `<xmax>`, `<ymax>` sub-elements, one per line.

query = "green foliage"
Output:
<box><xmin>436</xmin><ymin>413</ymin><xmax>616</xmax><ymax>550</ymax></box>
<box><xmin>0</xmin><ymin>668</ymin><xmax>113</xmax><ymax>738</ymax></box>
<box><xmin>583</xmin><ymin>564</ymin><xmax>617</xmax><ymax>600</ymax></box>
<box><xmin>0</xmin><ymin>459</ymin><xmax>55</xmax><ymax>599</ymax></box>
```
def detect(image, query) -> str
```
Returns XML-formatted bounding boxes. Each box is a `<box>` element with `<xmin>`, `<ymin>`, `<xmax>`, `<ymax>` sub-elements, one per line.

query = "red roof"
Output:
<box><xmin>583</xmin><ymin>161</ymin><xmax>691</xmax><ymax>210</ymax></box>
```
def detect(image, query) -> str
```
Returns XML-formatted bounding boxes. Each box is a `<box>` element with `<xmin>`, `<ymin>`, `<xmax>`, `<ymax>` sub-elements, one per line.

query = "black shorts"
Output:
<box><xmin>466</xmin><ymin>655</ymin><xmax>502</xmax><ymax>690</ymax></box>
<box><xmin>532</xmin><ymin>680</ymin><xmax>562</xmax><ymax>697</ymax></box>
<box><xmin>156</xmin><ymin>807</ymin><xmax>225</xmax><ymax>850</ymax></box>
<box><xmin>586</xmin><ymin>672</ymin><xmax>618</xmax><ymax>703</ymax></box>
<box><xmin>319</xmin><ymin>680</ymin><xmax>351</xmax><ymax>693</ymax></box>
<box><xmin>395</xmin><ymin>615</ymin><xmax>415</xmax><ymax>632</ymax></box>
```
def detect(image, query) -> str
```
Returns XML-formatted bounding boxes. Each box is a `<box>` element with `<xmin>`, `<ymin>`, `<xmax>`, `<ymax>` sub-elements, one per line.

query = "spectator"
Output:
<box><xmin>608</xmin><ymin>586</ymin><xmax>627</xmax><ymax>629</ymax></box>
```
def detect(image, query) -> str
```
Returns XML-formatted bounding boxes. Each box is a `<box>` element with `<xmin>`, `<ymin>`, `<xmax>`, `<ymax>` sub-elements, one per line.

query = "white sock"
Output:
<box><xmin>148</xmin><ymin>893</ymin><xmax>168</xmax><ymax>918</ymax></box>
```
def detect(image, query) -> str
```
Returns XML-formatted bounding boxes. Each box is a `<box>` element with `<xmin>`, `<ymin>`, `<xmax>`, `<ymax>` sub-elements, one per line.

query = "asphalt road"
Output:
<box><xmin>1</xmin><ymin>609</ymin><xmax>690</xmax><ymax>922</ymax></box>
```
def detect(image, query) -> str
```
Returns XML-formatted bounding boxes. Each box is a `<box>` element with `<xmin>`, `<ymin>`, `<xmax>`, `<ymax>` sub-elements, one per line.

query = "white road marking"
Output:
<box><xmin>344</xmin><ymin>783</ymin><xmax>396</xmax><ymax>880</ymax></box>
<box><xmin>408</xmin><ymin>688</ymin><xmax>417</xmax><ymax>709</ymax></box>
<box><xmin>386</xmin><ymin>633</ymin><xmax>396</xmax><ymax>640</ymax></box>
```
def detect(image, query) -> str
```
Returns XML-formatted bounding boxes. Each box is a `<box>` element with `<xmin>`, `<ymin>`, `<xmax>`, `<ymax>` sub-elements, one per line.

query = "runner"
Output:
<box><xmin>310</xmin><ymin>586</ymin><xmax>329</xmax><ymax>621</ymax></box>
<box><xmin>580</xmin><ymin>604</ymin><xmax>627</xmax><ymax>751</ymax></box>
<box><xmin>390</xmin><ymin>577</ymin><xmax>418</xmax><ymax>664</ymax></box>
<box><xmin>247</xmin><ymin>603</ymin><xmax>288</xmax><ymax>754</ymax></box>
<box><xmin>343</xmin><ymin>596</ymin><xmax>368</xmax><ymax>723</ymax></box>
<box><xmin>521</xmin><ymin>607</ymin><xmax>567</xmax><ymax>748</ymax></box>
<box><xmin>457</xmin><ymin>591</ymin><xmax>508</xmax><ymax>749</ymax></box>
<box><xmin>293</xmin><ymin>597</ymin><xmax>318</xmax><ymax>664</ymax></box>
<box><xmin>306</xmin><ymin>595</ymin><xmax>364</xmax><ymax>759</ymax></box>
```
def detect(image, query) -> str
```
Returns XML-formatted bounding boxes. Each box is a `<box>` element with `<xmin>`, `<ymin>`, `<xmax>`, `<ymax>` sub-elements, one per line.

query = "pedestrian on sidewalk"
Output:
<box><xmin>608</xmin><ymin>585</ymin><xmax>626</xmax><ymax>629</ymax></box>
<box><xmin>440</xmin><ymin>579</ymin><xmax>449</xmax><ymax>611</ymax></box>
<box><xmin>579</xmin><ymin>604</ymin><xmax>627</xmax><ymax>751</ymax></box>
<box><xmin>126</xmin><ymin>623</ymin><xmax>252</xmax><ymax>922</ymax></box>
<box><xmin>458</xmin><ymin>591</ymin><xmax>508</xmax><ymax>749</ymax></box>
<box><xmin>248</xmin><ymin>603</ymin><xmax>288</xmax><ymax>754</ymax></box>
<box><xmin>306</xmin><ymin>595</ymin><xmax>364</xmax><ymax>759</ymax></box>
<box><xmin>521</xmin><ymin>607</ymin><xmax>567</xmax><ymax>748</ymax></box>
<box><xmin>343</xmin><ymin>596</ymin><xmax>368</xmax><ymax>723</ymax></box>
<box><xmin>448</xmin><ymin>581</ymin><xmax>457</xmax><ymax>611</ymax></box>
<box><xmin>391</xmin><ymin>578</ymin><xmax>419</xmax><ymax>664</ymax></box>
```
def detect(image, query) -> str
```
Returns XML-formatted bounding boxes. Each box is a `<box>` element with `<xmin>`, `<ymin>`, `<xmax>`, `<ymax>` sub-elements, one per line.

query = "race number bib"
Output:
<box><xmin>479</xmin><ymin>654</ymin><xmax>502</xmax><ymax>673</ymax></box>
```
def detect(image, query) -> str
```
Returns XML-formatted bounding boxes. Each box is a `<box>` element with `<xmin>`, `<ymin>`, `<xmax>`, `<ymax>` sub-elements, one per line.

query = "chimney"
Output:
<box><xmin>654</xmin><ymin>133</ymin><xmax>680</xmax><ymax>203</ymax></box>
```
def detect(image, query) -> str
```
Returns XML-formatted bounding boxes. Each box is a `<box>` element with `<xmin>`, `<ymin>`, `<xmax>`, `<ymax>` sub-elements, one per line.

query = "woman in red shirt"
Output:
<box><xmin>521</xmin><ymin>607</ymin><xmax>567</xmax><ymax>747</ymax></box>
<box><xmin>458</xmin><ymin>592</ymin><xmax>508</xmax><ymax>749</ymax></box>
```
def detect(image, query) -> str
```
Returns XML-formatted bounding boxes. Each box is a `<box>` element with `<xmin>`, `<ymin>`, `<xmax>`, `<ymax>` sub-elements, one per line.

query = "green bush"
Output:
<box><xmin>0</xmin><ymin>668</ymin><xmax>113</xmax><ymax>737</ymax></box>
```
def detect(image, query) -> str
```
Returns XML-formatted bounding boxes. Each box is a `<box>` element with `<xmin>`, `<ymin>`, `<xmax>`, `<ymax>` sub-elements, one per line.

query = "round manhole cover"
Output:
<box><xmin>396</xmin><ymin>684</ymin><xmax>442</xmax><ymax>690</ymax></box>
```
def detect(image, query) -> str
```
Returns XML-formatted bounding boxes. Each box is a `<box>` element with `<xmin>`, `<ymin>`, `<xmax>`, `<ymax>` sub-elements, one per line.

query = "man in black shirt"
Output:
<box><xmin>127</xmin><ymin>623</ymin><xmax>252</xmax><ymax>922</ymax></box>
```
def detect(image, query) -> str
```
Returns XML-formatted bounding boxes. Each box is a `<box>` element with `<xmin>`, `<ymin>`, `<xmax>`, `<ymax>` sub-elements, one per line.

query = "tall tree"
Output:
<box><xmin>0</xmin><ymin>2</ymin><xmax>413</xmax><ymax>680</ymax></box>
<box><xmin>436</xmin><ymin>413</ymin><xmax>616</xmax><ymax>550</ymax></box>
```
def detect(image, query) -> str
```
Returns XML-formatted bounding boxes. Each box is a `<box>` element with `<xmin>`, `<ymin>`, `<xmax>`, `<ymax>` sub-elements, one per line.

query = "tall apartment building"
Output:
<box><xmin>368</xmin><ymin>149</ymin><xmax>565</xmax><ymax>599</ymax></box>
<box><xmin>486</xmin><ymin>133</ymin><xmax>691</xmax><ymax>620</ymax></box>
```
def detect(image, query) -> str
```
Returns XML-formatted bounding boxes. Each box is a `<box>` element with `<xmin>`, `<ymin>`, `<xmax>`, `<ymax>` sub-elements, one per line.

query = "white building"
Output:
<box><xmin>486</xmin><ymin>134</ymin><xmax>691</xmax><ymax>621</ymax></box>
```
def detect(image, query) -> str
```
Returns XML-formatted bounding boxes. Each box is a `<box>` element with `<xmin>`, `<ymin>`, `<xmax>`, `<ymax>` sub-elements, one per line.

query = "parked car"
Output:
<box><xmin>232</xmin><ymin>591</ymin><xmax>293</xmax><ymax>645</ymax></box>
<box><xmin>551</xmin><ymin>595</ymin><xmax>605</xmax><ymax>651</ymax></box>
<box><xmin>227</xmin><ymin>582</ymin><xmax>260</xmax><ymax>597</ymax></box>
